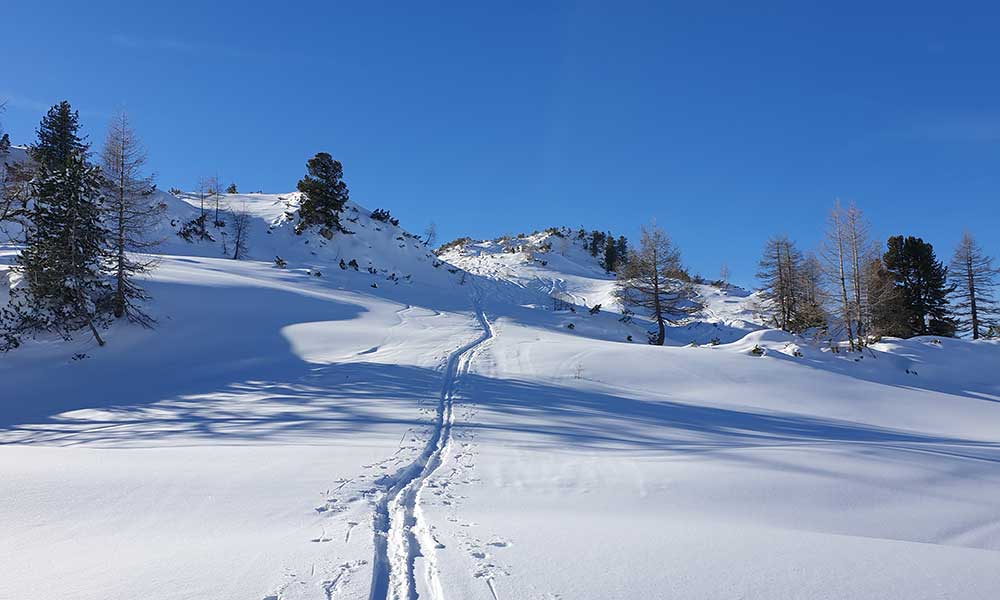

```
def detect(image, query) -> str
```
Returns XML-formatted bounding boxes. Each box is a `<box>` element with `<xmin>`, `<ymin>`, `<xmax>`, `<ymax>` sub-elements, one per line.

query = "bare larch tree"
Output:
<box><xmin>949</xmin><ymin>231</ymin><xmax>998</xmax><ymax>339</ymax></box>
<box><xmin>615</xmin><ymin>223</ymin><xmax>698</xmax><ymax>345</ymax></box>
<box><xmin>757</xmin><ymin>235</ymin><xmax>824</xmax><ymax>333</ymax></box>
<box><xmin>101</xmin><ymin>111</ymin><xmax>163</xmax><ymax>326</ymax></box>
<box><xmin>822</xmin><ymin>202</ymin><xmax>855</xmax><ymax>349</ymax></box>
<box><xmin>229</xmin><ymin>201</ymin><xmax>252</xmax><ymax>260</ymax></box>
<box><xmin>757</xmin><ymin>235</ymin><xmax>799</xmax><ymax>331</ymax></box>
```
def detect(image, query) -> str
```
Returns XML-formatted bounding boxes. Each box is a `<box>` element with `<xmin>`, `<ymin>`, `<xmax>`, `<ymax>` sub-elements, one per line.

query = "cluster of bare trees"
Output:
<box><xmin>0</xmin><ymin>102</ymin><xmax>34</xmax><ymax>238</ymax></box>
<box><xmin>176</xmin><ymin>172</ymin><xmax>255</xmax><ymax>259</ymax></box>
<box><xmin>819</xmin><ymin>201</ymin><xmax>874</xmax><ymax>349</ymax></box>
<box><xmin>758</xmin><ymin>199</ymin><xmax>998</xmax><ymax>345</ymax></box>
<box><xmin>756</xmin><ymin>235</ymin><xmax>824</xmax><ymax>333</ymax></box>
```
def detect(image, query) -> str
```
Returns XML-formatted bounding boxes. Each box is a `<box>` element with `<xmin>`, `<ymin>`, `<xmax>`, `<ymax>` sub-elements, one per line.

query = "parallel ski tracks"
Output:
<box><xmin>368</xmin><ymin>304</ymin><xmax>494</xmax><ymax>600</ymax></box>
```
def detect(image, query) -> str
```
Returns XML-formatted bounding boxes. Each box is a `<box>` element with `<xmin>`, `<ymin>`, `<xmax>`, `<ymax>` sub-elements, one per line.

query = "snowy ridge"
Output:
<box><xmin>161</xmin><ymin>191</ymin><xmax>445</xmax><ymax>281</ymax></box>
<box><xmin>439</xmin><ymin>228</ymin><xmax>768</xmax><ymax>345</ymax></box>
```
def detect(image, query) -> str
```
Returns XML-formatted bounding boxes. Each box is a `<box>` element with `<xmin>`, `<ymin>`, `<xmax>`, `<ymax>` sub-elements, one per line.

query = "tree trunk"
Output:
<box><xmin>849</xmin><ymin>223</ymin><xmax>864</xmax><ymax>347</ymax></box>
<box><xmin>652</xmin><ymin>247</ymin><xmax>665</xmax><ymax>345</ymax></box>
<box><xmin>967</xmin><ymin>252</ymin><xmax>979</xmax><ymax>339</ymax></box>
<box><xmin>834</xmin><ymin>220</ymin><xmax>855</xmax><ymax>350</ymax></box>
<box><xmin>115</xmin><ymin>147</ymin><xmax>126</xmax><ymax>318</ymax></box>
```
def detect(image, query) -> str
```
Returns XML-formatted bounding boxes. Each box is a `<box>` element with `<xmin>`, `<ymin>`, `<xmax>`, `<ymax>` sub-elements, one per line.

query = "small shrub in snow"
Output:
<box><xmin>370</xmin><ymin>208</ymin><xmax>399</xmax><ymax>226</ymax></box>
<box><xmin>348</xmin><ymin>259</ymin><xmax>359</xmax><ymax>271</ymax></box>
<box><xmin>436</xmin><ymin>237</ymin><xmax>473</xmax><ymax>254</ymax></box>
<box><xmin>567</xmin><ymin>323</ymin><xmax>575</xmax><ymax>330</ymax></box>
<box><xmin>710</xmin><ymin>337</ymin><xmax>721</xmax><ymax>346</ymax></box>
<box><xmin>274</xmin><ymin>256</ymin><xmax>288</xmax><ymax>269</ymax></box>
<box><xmin>589</xmin><ymin>304</ymin><xmax>601</xmax><ymax>315</ymax></box>
<box><xmin>177</xmin><ymin>214</ymin><xmax>214</xmax><ymax>242</ymax></box>
<box><xmin>339</xmin><ymin>259</ymin><xmax>347</xmax><ymax>270</ymax></box>
<box><xmin>750</xmin><ymin>345</ymin><xmax>765</xmax><ymax>356</ymax></box>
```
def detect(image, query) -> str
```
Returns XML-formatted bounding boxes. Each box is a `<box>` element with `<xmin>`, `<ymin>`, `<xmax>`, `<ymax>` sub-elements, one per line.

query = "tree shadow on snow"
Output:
<box><xmin>0</xmin><ymin>278</ymin><xmax>446</xmax><ymax>447</ymax></box>
<box><xmin>451</xmin><ymin>372</ymin><xmax>1000</xmax><ymax>464</ymax></box>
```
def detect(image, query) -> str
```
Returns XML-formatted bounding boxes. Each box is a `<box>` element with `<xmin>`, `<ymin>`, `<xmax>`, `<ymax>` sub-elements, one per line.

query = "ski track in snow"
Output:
<box><xmin>368</xmin><ymin>300</ymin><xmax>494</xmax><ymax>600</ymax></box>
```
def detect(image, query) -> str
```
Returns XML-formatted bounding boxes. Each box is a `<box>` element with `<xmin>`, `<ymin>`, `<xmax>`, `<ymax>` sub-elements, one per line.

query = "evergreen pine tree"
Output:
<box><xmin>616</xmin><ymin>235</ymin><xmax>628</xmax><ymax>265</ymax></box>
<box><xmin>3</xmin><ymin>102</ymin><xmax>109</xmax><ymax>349</ymax></box>
<box><xmin>295</xmin><ymin>152</ymin><xmax>349</xmax><ymax>236</ymax></box>
<box><xmin>31</xmin><ymin>101</ymin><xmax>88</xmax><ymax>171</ymax></box>
<box><xmin>588</xmin><ymin>230</ymin><xmax>605</xmax><ymax>257</ymax></box>
<box><xmin>603</xmin><ymin>233</ymin><xmax>618</xmax><ymax>272</ymax></box>
<box><xmin>865</xmin><ymin>257</ymin><xmax>908</xmax><ymax>338</ymax></box>
<box><xmin>882</xmin><ymin>235</ymin><xmax>956</xmax><ymax>337</ymax></box>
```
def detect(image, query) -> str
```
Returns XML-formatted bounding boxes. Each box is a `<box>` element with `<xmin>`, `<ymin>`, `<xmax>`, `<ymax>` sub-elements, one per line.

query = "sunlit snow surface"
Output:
<box><xmin>1</xmin><ymin>199</ymin><xmax>999</xmax><ymax>599</ymax></box>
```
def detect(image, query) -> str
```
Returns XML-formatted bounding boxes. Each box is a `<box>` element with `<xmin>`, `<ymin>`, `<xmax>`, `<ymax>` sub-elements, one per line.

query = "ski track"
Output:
<box><xmin>368</xmin><ymin>301</ymin><xmax>494</xmax><ymax>600</ymax></box>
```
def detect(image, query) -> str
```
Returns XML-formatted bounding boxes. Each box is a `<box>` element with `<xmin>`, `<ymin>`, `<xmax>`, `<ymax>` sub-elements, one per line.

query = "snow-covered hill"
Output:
<box><xmin>2</xmin><ymin>200</ymin><xmax>1000</xmax><ymax>599</ymax></box>
<box><xmin>438</xmin><ymin>227</ymin><xmax>768</xmax><ymax>345</ymax></box>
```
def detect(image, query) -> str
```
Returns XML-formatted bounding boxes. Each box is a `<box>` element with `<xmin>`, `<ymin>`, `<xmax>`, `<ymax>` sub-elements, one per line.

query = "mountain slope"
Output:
<box><xmin>1</xmin><ymin>206</ymin><xmax>999</xmax><ymax>599</ymax></box>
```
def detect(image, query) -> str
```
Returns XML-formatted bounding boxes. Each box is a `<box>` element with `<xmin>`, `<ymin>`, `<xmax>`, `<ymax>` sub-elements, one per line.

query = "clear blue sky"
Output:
<box><xmin>4</xmin><ymin>2</ymin><xmax>999</xmax><ymax>286</ymax></box>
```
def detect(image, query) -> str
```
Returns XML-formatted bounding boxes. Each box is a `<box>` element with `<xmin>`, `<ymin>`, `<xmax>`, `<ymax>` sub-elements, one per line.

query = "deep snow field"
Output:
<box><xmin>2</xmin><ymin>191</ymin><xmax>1000</xmax><ymax>600</ymax></box>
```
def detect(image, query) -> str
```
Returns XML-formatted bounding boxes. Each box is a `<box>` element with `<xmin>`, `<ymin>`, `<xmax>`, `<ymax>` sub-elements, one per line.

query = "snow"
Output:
<box><xmin>2</xmin><ymin>206</ymin><xmax>1000</xmax><ymax>599</ymax></box>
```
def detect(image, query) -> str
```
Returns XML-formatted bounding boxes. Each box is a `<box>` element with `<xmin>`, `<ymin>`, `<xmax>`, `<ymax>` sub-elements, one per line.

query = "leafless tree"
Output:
<box><xmin>0</xmin><ymin>100</ymin><xmax>23</xmax><ymax>235</ymax></box>
<box><xmin>229</xmin><ymin>202</ymin><xmax>252</xmax><ymax>260</ymax></box>
<box><xmin>719</xmin><ymin>263</ymin><xmax>730</xmax><ymax>287</ymax></box>
<box><xmin>822</xmin><ymin>200</ymin><xmax>855</xmax><ymax>350</ymax></box>
<box><xmin>423</xmin><ymin>221</ymin><xmax>437</xmax><ymax>247</ymax></box>
<box><xmin>758</xmin><ymin>235</ymin><xmax>799</xmax><ymax>331</ymax></box>
<box><xmin>615</xmin><ymin>223</ymin><xmax>699</xmax><ymax>345</ymax></box>
<box><xmin>949</xmin><ymin>231</ymin><xmax>998</xmax><ymax>339</ymax></box>
<box><xmin>843</xmin><ymin>203</ymin><xmax>875</xmax><ymax>346</ymax></box>
<box><xmin>101</xmin><ymin>111</ymin><xmax>164</xmax><ymax>326</ymax></box>
<box><xmin>196</xmin><ymin>176</ymin><xmax>212</xmax><ymax>219</ymax></box>
<box><xmin>197</xmin><ymin>175</ymin><xmax>225</xmax><ymax>226</ymax></box>
<box><xmin>815</xmin><ymin>201</ymin><xmax>885</xmax><ymax>346</ymax></box>
<box><xmin>757</xmin><ymin>235</ymin><xmax>825</xmax><ymax>333</ymax></box>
